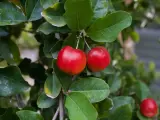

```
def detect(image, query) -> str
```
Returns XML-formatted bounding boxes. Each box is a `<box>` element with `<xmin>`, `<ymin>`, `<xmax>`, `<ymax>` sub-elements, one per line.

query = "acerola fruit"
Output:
<box><xmin>140</xmin><ymin>98</ymin><xmax>158</xmax><ymax>118</ymax></box>
<box><xmin>57</xmin><ymin>46</ymin><xmax>86</xmax><ymax>75</ymax></box>
<box><xmin>87</xmin><ymin>46</ymin><xmax>110</xmax><ymax>72</ymax></box>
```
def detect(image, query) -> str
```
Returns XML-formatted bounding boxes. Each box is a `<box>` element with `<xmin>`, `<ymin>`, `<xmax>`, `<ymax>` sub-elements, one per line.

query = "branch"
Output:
<box><xmin>52</xmin><ymin>107</ymin><xmax>60</xmax><ymax>120</ymax></box>
<box><xmin>59</xmin><ymin>92</ymin><xmax>64</xmax><ymax>120</ymax></box>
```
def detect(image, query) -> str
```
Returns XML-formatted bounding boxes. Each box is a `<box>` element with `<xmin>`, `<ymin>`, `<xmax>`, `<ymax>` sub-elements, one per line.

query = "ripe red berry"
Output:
<box><xmin>57</xmin><ymin>46</ymin><xmax>86</xmax><ymax>75</ymax></box>
<box><xmin>140</xmin><ymin>98</ymin><xmax>158</xmax><ymax>118</ymax></box>
<box><xmin>87</xmin><ymin>46</ymin><xmax>110</xmax><ymax>72</ymax></box>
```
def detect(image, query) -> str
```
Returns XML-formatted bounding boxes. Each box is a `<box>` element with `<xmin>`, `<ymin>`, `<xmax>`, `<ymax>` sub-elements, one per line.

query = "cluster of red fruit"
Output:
<box><xmin>56</xmin><ymin>46</ymin><xmax>158</xmax><ymax>118</ymax></box>
<box><xmin>57</xmin><ymin>46</ymin><xmax>111</xmax><ymax>75</ymax></box>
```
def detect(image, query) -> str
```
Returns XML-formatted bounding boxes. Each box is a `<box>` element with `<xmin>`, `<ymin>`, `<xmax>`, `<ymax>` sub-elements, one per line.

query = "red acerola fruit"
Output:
<box><xmin>140</xmin><ymin>98</ymin><xmax>158</xmax><ymax>118</ymax></box>
<box><xmin>87</xmin><ymin>46</ymin><xmax>111</xmax><ymax>72</ymax></box>
<box><xmin>57</xmin><ymin>46</ymin><xmax>86</xmax><ymax>75</ymax></box>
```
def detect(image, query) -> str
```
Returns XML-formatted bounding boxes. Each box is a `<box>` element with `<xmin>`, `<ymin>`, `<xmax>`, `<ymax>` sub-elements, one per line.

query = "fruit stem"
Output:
<box><xmin>52</xmin><ymin>107</ymin><xmax>59</xmax><ymax>120</ymax></box>
<box><xmin>76</xmin><ymin>32</ymin><xmax>83</xmax><ymax>49</ymax></box>
<box><xmin>76</xmin><ymin>37</ymin><xmax>80</xmax><ymax>49</ymax></box>
<box><xmin>59</xmin><ymin>92</ymin><xmax>64</xmax><ymax>120</ymax></box>
<box><xmin>84</xmin><ymin>38</ymin><xmax>91</xmax><ymax>50</ymax></box>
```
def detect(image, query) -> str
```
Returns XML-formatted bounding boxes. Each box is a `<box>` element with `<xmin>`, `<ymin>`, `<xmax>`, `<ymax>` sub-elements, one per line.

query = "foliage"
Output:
<box><xmin>0</xmin><ymin>0</ymin><xmax>159</xmax><ymax>120</ymax></box>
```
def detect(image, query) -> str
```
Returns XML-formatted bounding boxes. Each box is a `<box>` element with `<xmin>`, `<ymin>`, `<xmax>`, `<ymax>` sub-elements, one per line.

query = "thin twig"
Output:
<box><xmin>52</xmin><ymin>107</ymin><xmax>60</xmax><ymax>120</ymax></box>
<box><xmin>84</xmin><ymin>38</ymin><xmax>91</xmax><ymax>50</ymax></box>
<box><xmin>59</xmin><ymin>92</ymin><xmax>64</xmax><ymax>120</ymax></box>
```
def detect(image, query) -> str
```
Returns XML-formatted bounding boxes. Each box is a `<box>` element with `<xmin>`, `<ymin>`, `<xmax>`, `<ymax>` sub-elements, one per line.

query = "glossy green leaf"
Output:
<box><xmin>16</xmin><ymin>110</ymin><xmax>44</xmax><ymax>120</ymax></box>
<box><xmin>92</xmin><ymin>0</ymin><xmax>108</xmax><ymax>20</ymax></box>
<box><xmin>0</xmin><ymin>39</ymin><xmax>20</xmax><ymax>65</ymax></box>
<box><xmin>0</xmin><ymin>2</ymin><xmax>26</xmax><ymax>25</ymax></box>
<box><xmin>44</xmin><ymin>74</ymin><xmax>61</xmax><ymax>99</ymax></box>
<box><xmin>137</xmin><ymin>111</ymin><xmax>151</xmax><ymax>120</ymax></box>
<box><xmin>87</xmin><ymin>11</ymin><xmax>132</xmax><ymax>42</ymax></box>
<box><xmin>70</xmin><ymin>77</ymin><xmax>110</xmax><ymax>103</ymax></box>
<box><xmin>25</xmin><ymin>0</ymin><xmax>43</xmax><ymax>21</ymax></box>
<box><xmin>108</xmin><ymin>104</ymin><xmax>132</xmax><ymax>120</ymax></box>
<box><xmin>108</xmin><ymin>74</ymin><xmax>121</xmax><ymax>93</ymax></box>
<box><xmin>134</xmin><ymin>81</ymin><xmax>150</xmax><ymax>101</ymax></box>
<box><xmin>37</xmin><ymin>22</ymin><xmax>55</xmax><ymax>35</ymax></box>
<box><xmin>65</xmin><ymin>92</ymin><xmax>98</xmax><ymax>120</ymax></box>
<box><xmin>0</xmin><ymin>66</ymin><xmax>30</xmax><ymax>97</ymax></box>
<box><xmin>98</xmin><ymin>98</ymin><xmax>113</xmax><ymax>119</ymax></box>
<box><xmin>53</xmin><ymin>60</ymin><xmax>72</xmax><ymax>91</ymax></box>
<box><xmin>42</xmin><ymin>2</ymin><xmax>66</xmax><ymax>27</ymax></box>
<box><xmin>37</xmin><ymin>92</ymin><xmax>56</xmax><ymax>108</ymax></box>
<box><xmin>43</xmin><ymin>38</ymin><xmax>63</xmax><ymax>58</ymax></box>
<box><xmin>37</xmin><ymin>22</ymin><xmax>70</xmax><ymax>35</ymax></box>
<box><xmin>63</xmin><ymin>33</ymin><xmax>85</xmax><ymax>50</ymax></box>
<box><xmin>112</xmin><ymin>96</ymin><xmax>135</xmax><ymax>112</ymax></box>
<box><xmin>63</xmin><ymin>0</ymin><xmax>93</xmax><ymax>30</ymax></box>
<box><xmin>40</xmin><ymin>0</ymin><xmax>58</xmax><ymax>9</ymax></box>
<box><xmin>91</xmin><ymin>65</ymin><xmax>116</xmax><ymax>78</ymax></box>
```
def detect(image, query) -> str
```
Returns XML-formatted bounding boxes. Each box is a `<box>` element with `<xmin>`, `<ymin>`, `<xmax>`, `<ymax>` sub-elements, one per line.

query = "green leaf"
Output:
<box><xmin>37</xmin><ymin>22</ymin><xmax>70</xmax><ymax>35</ymax></box>
<box><xmin>102</xmin><ymin>65</ymin><xmax>115</xmax><ymax>75</ymax></box>
<box><xmin>108</xmin><ymin>104</ymin><xmax>132</xmax><ymax>120</ymax></box>
<box><xmin>44</xmin><ymin>74</ymin><xmax>61</xmax><ymax>99</ymax></box>
<box><xmin>91</xmin><ymin>65</ymin><xmax>116</xmax><ymax>78</ymax></box>
<box><xmin>43</xmin><ymin>39</ymin><xmax>63</xmax><ymax>58</ymax></box>
<box><xmin>0</xmin><ymin>66</ymin><xmax>30</xmax><ymax>97</ymax></box>
<box><xmin>53</xmin><ymin>60</ymin><xmax>72</xmax><ymax>91</ymax></box>
<box><xmin>134</xmin><ymin>81</ymin><xmax>150</xmax><ymax>101</ymax></box>
<box><xmin>37</xmin><ymin>22</ymin><xmax>55</xmax><ymax>35</ymax></box>
<box><xmin>98</xmin><ymin>98</ymin><xmax>113</xmax><ymax>119</ymax></box>
<box><xmin>42</xmin><ymin>2</ymin><xmax>66</xmax><ymax>27</ymax></box>
<box><xmin>92</xmin><ymin>0</ymin><xmax>108</xmax><ymax>20</ymax></box>
<box><xmin>108</xmin><ymin>74</ymin><xmax>121</xmax><ymax>93</ymax></box>
<box><xmin>112</xmin><ymin>96</ymin><xmax>135</xmax><ymax>112</ymax></box>
<box><xmin>137</xmin><ymin>110</ymin><xmax>152</xmax><ymax>120</ymax></box>
<box><xmin>65</xmin><ymin>92</ymin><xmax>98</xmax><ymax>120</ymax></box>
<box><xmin>70</xmin><ymin>77</ymin><xmax>110</xmax><ymax>103</ymax></box>
<box><xmin>16</xmin><ymin>110</ymin><xmax>44</xmax><ymax>120</ymax></box>
<box><xmin>63</xmin><ymin>33</ymin><xmax>84</xmax><ymax>50</ymax></box>
<box><xmin>37</xmin><ymin>92</ymin><xmax>56</xmax><ymax>108</ymax></box>
<box><xmin>63</xmin><ymin>0</ymin><xmax>93</xmax><ymax>31</ymax></box>
<box><xmin>25</xmin><ymin>0</ymin><xmax>43</xmax><ymax>21</ymax></box>
<box><xmin>87</xmin><ymin>11</ymin><xmax>132</xmax><ymax>42</ymax></box>
<box><xmin>40</xmin><ymin>0</ymin><xmax>58</xmax><ymax>9</ymax></box>
<box><xmin>0</xmin><ymin>39</ymin><xmax>20</xmax><ymax>65</ymax></box>
<box><xmin>0</xmin><ymin>2</ymin><xmax>26</xmax><ymax>25</ymax></box>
